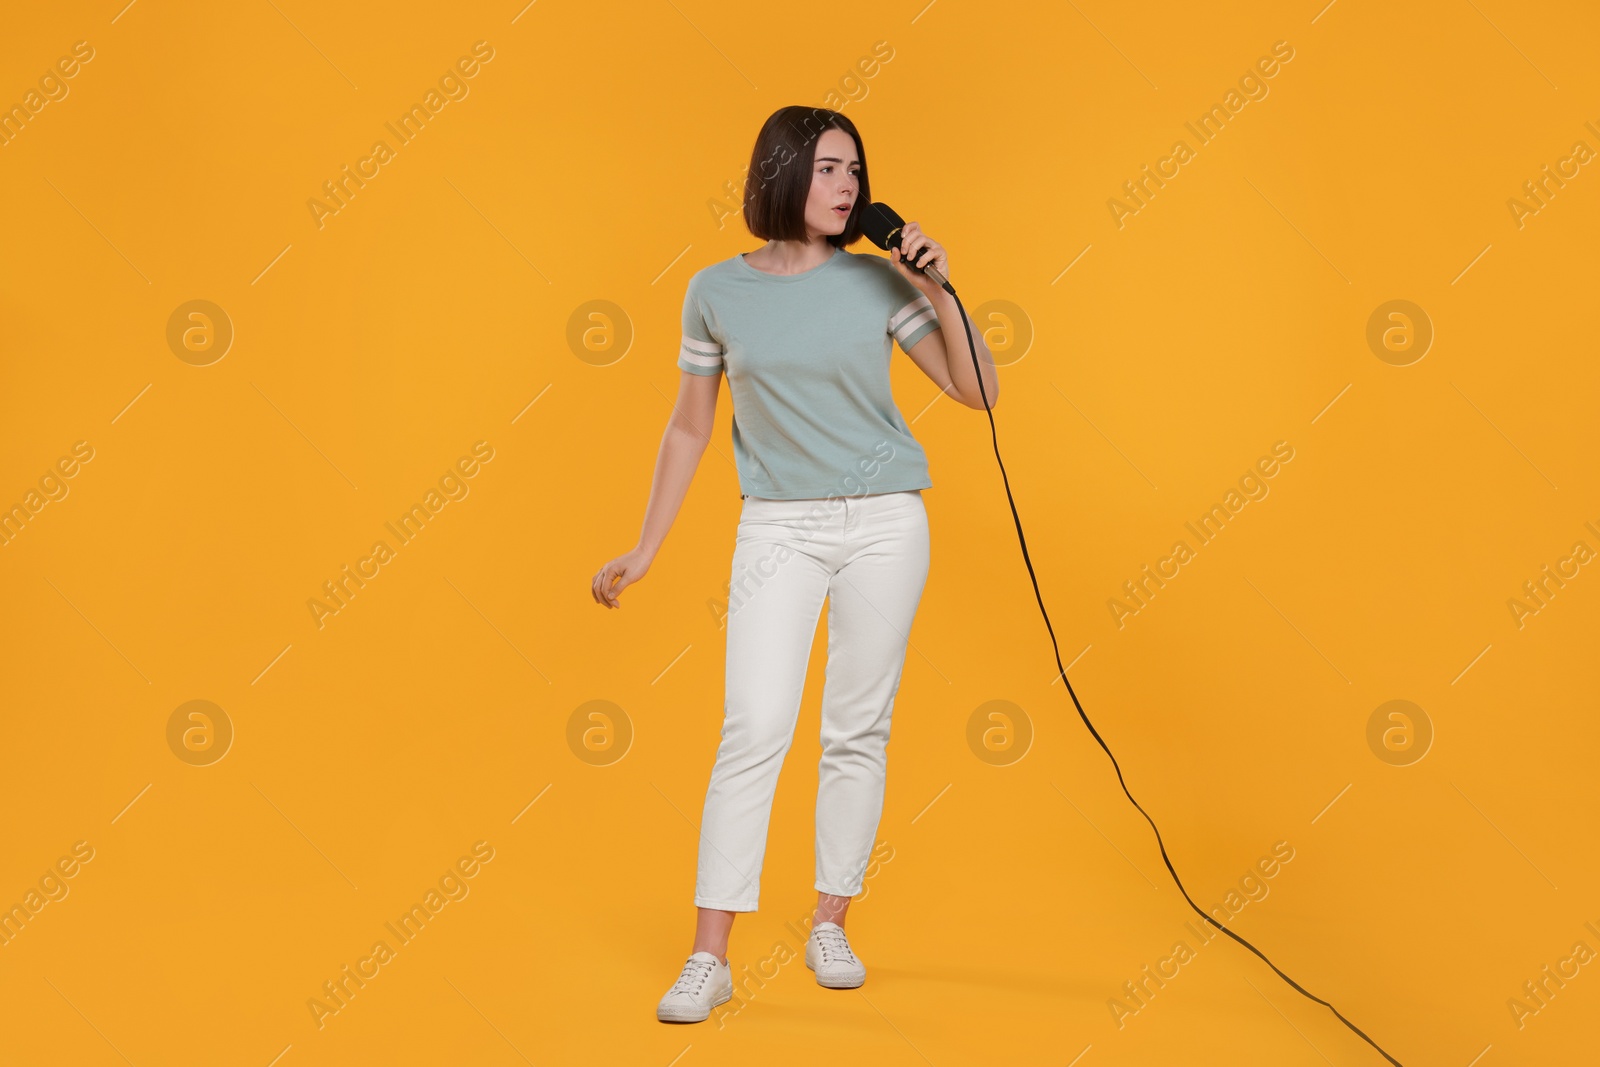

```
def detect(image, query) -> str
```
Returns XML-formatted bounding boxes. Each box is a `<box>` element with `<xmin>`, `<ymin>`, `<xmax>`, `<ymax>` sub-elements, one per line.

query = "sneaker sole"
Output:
<box><xmin>656</xmin><ymin>985</ymin><xmax>733</xmax><ymax>1023</ymax></box>
<box><xmin>804</xmin><ymin>956</ymin><xmax>865</xmax><ymax>989</ymax></box>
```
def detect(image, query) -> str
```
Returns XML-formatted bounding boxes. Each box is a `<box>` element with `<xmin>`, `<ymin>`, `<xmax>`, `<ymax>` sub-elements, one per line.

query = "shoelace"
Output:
<box><xmin>813</xmin><ymin>927</ymin><xmax>856</xmax><ymax>964</ymax></box>
<box><xmin>669</xmin><ymin>956</ymin><xmax>717</xmax><ymax>995</ymax></box>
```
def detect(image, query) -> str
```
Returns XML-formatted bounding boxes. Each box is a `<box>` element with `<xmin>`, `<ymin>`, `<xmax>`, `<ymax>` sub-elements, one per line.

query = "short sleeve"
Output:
<box><xmin>887</xmin><ymin>268</ymin><xmax>940</xmax><ymax>353</ymax></box>
<box><xmin>678</xmin><ymin>276</ymin><xmax>725</xmax><ymax>376</ymax></box>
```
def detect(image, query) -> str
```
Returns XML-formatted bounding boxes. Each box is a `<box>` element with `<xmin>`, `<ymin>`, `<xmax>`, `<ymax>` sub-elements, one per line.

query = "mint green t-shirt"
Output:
<box><xmin>678</xmin><ymin>247</ymin><xmax>943</xmax><ymax>501</ymax></box>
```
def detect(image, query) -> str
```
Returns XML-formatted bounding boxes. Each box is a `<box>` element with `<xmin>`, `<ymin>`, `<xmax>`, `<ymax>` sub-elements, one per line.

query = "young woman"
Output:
<box><xmin>589</xmin><ymin>105</ymin><xmax>998</xmax><ymax>1023</ymax></box>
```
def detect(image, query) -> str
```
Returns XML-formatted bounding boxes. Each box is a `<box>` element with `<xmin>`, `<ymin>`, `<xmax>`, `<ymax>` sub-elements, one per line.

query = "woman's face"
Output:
<box><xmin>804</xmin><ymin>127</ymin><xmax>861</xmax><ymax>239</ymax></box>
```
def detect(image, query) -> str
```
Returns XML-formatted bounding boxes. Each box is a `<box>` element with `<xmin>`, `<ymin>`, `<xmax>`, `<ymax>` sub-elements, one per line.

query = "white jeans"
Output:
<box><xmin>695</xmin><ymin>489</ymin><xmax>931</xmax><ymax>911</ymax></box>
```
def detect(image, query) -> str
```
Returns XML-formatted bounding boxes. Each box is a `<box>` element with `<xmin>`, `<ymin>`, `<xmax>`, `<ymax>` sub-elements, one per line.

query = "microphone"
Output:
<box><xmin>860</xmin><ymin>201</ymin><xmax>956</xmax><ymax>296</ymax></box>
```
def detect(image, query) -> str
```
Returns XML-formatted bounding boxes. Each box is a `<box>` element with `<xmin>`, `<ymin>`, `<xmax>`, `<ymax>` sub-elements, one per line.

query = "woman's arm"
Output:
<box><xmin>900</xmin><ymin>282</ymin><xmax>1000</xmax><ymax>410</ymax></box>
<box><xmin>639</xmin><ymin>371</ymin><xmax>721</xmax><ymax>555</ymax></box>
<box><xmin>592</xmin><ymin>370</ymin><xmax>721</xmax><ymax>608</ymax></box>
<box><xmin>888</xmin><ymin>223</ymin><xmax>1000</xmax><ymax>410</ymax></box>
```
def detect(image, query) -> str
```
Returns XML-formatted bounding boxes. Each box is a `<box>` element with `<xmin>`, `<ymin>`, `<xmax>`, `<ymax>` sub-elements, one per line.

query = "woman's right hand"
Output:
<box><xmin>591</xmin><ymin>547</ymin><xmax>653</xmax><ymax>609</ymax></box>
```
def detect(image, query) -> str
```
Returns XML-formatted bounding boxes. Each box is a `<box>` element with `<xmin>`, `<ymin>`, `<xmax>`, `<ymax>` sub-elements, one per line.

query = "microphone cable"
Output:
<box><xmin>901</xmin><ymin>242</ymin><xmax>1404</xmax><ymax>1066</ymax></box>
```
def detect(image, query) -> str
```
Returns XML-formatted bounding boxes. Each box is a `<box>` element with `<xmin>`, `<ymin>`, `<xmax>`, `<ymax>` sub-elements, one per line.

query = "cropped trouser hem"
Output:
<box><xmin>694</xmin><ymin>896</ymin><xmax>759</xmax><ymax>912</ymax></box>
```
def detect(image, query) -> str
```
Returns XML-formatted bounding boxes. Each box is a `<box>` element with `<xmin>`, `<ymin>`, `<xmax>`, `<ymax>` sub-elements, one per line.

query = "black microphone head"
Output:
<box><xmin>860</xmin><ymin>202</ymin><xmax>905</xmax><ymax>252</ymax></box>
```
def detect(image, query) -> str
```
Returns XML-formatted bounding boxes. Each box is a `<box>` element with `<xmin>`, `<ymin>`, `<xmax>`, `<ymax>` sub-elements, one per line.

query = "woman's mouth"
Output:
<box><xmin>833</xmin><ymin>204</ymin><xmax>851</xmax><ymax>216</ymax></box>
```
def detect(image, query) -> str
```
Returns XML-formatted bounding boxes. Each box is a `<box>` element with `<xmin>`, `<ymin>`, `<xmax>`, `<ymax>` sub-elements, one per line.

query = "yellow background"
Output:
<box><xmin>2</xmin><ymin>1</ymin><xmax>1597</xmax><ymax>1064</ymax></box>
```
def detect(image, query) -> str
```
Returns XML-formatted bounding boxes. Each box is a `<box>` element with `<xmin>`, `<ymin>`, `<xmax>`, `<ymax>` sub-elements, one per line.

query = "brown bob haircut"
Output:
<box><xmin>742</xmin><ymin>106</ymin><xmax>869</xmax><ymax>248</ymax></box>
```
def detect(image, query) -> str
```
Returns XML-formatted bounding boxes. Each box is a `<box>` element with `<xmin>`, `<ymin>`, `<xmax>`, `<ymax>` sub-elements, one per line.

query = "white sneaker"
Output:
<box><xmin>805</xmin><ymin>921</ymin><xmax>866</xmax><ymax>988</ymax></box>
<box><xmin>657</xmin><ymin>950</ymin><xmax>733</xmax><ymax>1023</ymax></box>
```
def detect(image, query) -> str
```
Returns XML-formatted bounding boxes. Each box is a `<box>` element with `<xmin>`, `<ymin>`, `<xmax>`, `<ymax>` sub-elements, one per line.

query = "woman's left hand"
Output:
<box><xmin>888</xmin><ymin>221</ymin><xmax>949</xmax><ymax>299</ymax></box>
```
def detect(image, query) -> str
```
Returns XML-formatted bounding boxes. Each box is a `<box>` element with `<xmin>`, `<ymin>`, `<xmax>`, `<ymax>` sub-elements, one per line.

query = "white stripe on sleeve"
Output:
<box><xmin>890</xmin><ymin>295</ymin><xmax>939</xmax><ymax>349</ymax></box>
<box><xmin>679</xmin><ymin>334</ymin><xmax>724</xmax><ymax>370</ymax></box>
